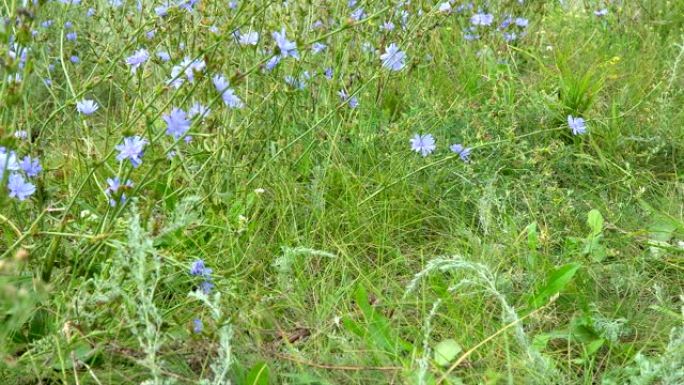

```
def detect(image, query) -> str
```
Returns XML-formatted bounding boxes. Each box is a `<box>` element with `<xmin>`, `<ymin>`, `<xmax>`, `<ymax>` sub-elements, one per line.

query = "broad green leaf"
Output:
<box><xmin>245</xmin><ymin>362</ymin><xmax>270</xmax><ymax>385</ymax></box>
<box><xmin>527</xmin><ymin>263</ymin><xmax>581</xmax><ymax>309</ymax></box>
<box><xmin>433</xmin><ymin>339</ymin><xmax>462</xmax><ymax>366</ymax></box>
<box><xmin>587</xmin><ymin>209</ymin><xmax>604</xmax><ymax>236</ymax></box>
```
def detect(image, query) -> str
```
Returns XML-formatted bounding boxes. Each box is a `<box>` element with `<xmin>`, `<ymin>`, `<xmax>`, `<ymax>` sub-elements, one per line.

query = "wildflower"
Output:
<box><xmin>146</xmin><ymin>30</ymin><xmax>156</xmax><ymax>40</ymax></box>
<box><xmin>176</xmin><ymin>57</ymin><xmax>206</xmax><ymax>83</ymax></box>
<box><xmin>189</xmin><ymin>102</ymin><xmax>210</xmax><ymax>120</ymax></box>
<box><xmin>7</xmin><ymin>174</ymin><xmax>36</xmax><ymax>201</ymax></box>
<box><xmin>115</xmin><ymin>136</ymin><xmax>147</xmax><ymax>167</ymax></box>
<box><xmin>567</xmin><ymin>115</ymin><xmax>587</xmax><ymax>135</ymax></box>
<box><xmin>351</xmin><ymin>7</ymin><xmax>366</xmax><ymax>21</ymax></box>
<box><xmin>324</xmin><ymin>67</ymin><xmax>333</xmax><ymax>80</ymax></box>
<box><xmin>238</xmin><ymin>31</ymin><xmax>259</xmax><ymax>46</ymax></box>
<box><xmin>515</xmin><ymin>17</ymin><xmax>529</xmax><ymax>27</ymax></box>
<box><xmin>192</xmin><ymin>319</ymin><xmax>203</xmax><ymax>333</ymax></box>
<box><xmin>450</xmin><ymin>143</ymin><xmax>472</xmax><ymax>162</ymax></box>
<box><xmin>265</xmin><ymin>55</ymin><xmax>281</xmax><ymax>71</ymax></box>
<box><xmin>463</xmin><ymin>27</ymin><xmax>480</xmax><ymax>41</ymax></box>
<box><xmin>311</xmin><ymin>42</ymin><xmax>327</xmax><ymax>54</ymax></box>
<box><xmin>0</xmin><ymin>149</ymin><xmax>20</xmax><ymax>172</ymax></box>
<box><xmin>125</xmin><ymin>48</ymin><xmax>149</xmax><ymax>74</ymax></box>
<box><xmin>200</xmin><ymin>280</ymin><xmax>214</xmax><ymax>294</ymax></box>
<box><xmin>410</xmin><ymin>134</ymin><xmax>436</xmax><ymax>157</ymax></box>
<box><xmin>503</xmin><ymin>32</ymin><xmax>517</xmax><ymax>42</ymax></box>
<box><xmin>41</xmin><ymin>20</ymin><xmax>53</xmax><ymax>28</ymax></box>
<box><xmin>105</xmin><ymin>177</ymin><xmax>132</xmax><ymax>206</ymax></box>
<box><xmin>471</xmin><ymin>12</ymin><xmax>494</xmax><ymax>26</ymax></box>
<box><xmin>163</xmin><ymin>108</ymin><xmax>191</xmax><ymax>140</ymax></box>
<box><xmin>70</xmin><ymin>55</ymin><xmax>80</xmax><ymax>63</ymax></box>
<box><xmin>380</xmin><ymin>43</ymin><xmax>406</xmax><ymax>71</ymax></box>
<box><xmin>157</xmin><ymin>50</ymin><xmax>171</xmax><ymax>62</ymax></box>
<box><xmin>66</xmin><ymin>32</ymin><xmax>77</xmax><ymax>41</ymax></box>
<box><xmin>14</xmin><ymin>131</ymin><xmax>28</xmax><ymax>140</ymax></box>
<box><xmin>20</xmin><ymin>156</ymin><xmax>41</xmax><ymax>177</ymax></box>
<box><xmin>209</xmin><ymin>25</ymin><xmax>219</xmax><ymax>34</ymax></box>
<box><xmin>87</xmin><ymin>7</ymin><xmax>95</xmax><ymax>16</ymax></box>
<box><xmin>64</xmin><ymin>21</ymin><xmax>73</xmax><ymax>29</ymax></box>
<box><xmin>212</xmin><ymin>75</ymin><xmax>244</xmax><ymax>108</ymax></box>
<box><xmin>595</xmin><ymin>9</ymin><xmax>608</xmax><ymax>17</ymax></box>
<box><xmin>285</xmin><ymin>75</ymin><xmax>306</xmax><ymax>90</ymax></box>
<box><xmin>382</xmin><ymin>21</ymin><xmax>395</xmax><ymax>31</ymax></box>
<box><xmin>190</xmin><ymin>259</ymin><xmax>214</xmax><ymax>294</ymax></box>
<box><xmin>155</xmin><ymin>3</ymin><xmax>170</xmax><ymax>16</ymax></box>
<box><xmin>337</xmin><ymin>89</ymin><xmax>358</xmax><ymax>108</ymax></box>
<box><xmin>273</xmin><ymin>27</ymin><xmax>299</xmax><ymax>59</ymax></box>
<box><xmin>438</xmin><ymin>2</ymin><xmax>451</xmax><ymax>13</ymax></box>
<box><xmin>76</xmin><ymin>99</ymin><xmax>99</xmax><ymax>115</ymax></box>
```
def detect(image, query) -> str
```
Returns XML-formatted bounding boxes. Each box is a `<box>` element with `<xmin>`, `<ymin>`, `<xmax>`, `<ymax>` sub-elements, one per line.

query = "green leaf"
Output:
<box><xmin>527</xmin><ymin>263</ymin><xmax>581</xmax><ymax>309</ymax></box>
<box><xmin>526</xmin><ymin>222</ymin><xmax>539</xmax><ymax>251</ymax></box>
<box><xmin>433</xmin><ymin>339</ymin><xmax>462</xmax><ymax>366</ymax></box>
<box><xmin>245</xmin><ymin>362</ymin><xmax>270</xmax><ymax>385</ymax></box>
<box><xmin>587</xmin><ymin>209</ymin><xmax>604</xmax><ymax>236</ymax></box>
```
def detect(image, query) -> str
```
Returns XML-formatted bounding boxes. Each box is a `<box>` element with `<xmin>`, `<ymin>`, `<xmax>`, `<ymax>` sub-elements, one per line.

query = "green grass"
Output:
<box><xmin>1</xmin><ymin>0</ymin><xmax>683</xmax><ymax>384</ymax></box>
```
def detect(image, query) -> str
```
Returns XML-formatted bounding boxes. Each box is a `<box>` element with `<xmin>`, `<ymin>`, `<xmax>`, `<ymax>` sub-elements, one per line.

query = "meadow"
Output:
<box><xmin>1</xmin><ymin>0</ymin><xmax>683</xmax><ymax>384</ymax></box>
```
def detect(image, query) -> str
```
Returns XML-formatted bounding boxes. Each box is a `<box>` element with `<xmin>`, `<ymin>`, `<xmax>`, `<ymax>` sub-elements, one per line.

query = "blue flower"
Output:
<box><xmin>200</xmin><ymin>280</ymin><xmax>214</xmax><ymax>294</ymax></box>
<box><xmin>471</xmin><ymin>12</ymin><xmax>494</xmax><ymax>26</ymax></box>
<box><xmin>189</xmin><ymin>102</ymin><xmax>211</xmax><ymax>120</ymax></box>
<box><xmin>125</xmin><ymin>48</ymin><xmax>149</xmax><ymax>74</ymax></box>
<box><xmin>265</xmin><ymin>55</ymin><xmax>282</xmax><ymax>71</ymax></box>
<box><xmin>115</xmin><ymin>136</ymin><xmax>147</xmax><ymax>167</ymax></box>
<box><xmin>311</xmin><ymin>42</ymin><xmax>327</xmax><ymax>54</ymax></box>
<box><xmin>77</xmin><ymin>99</ymin><xmax>99</xmax><ymax>115</ymax></box>
<box><xmin>0</xmin><ymin>148</ymin><xmax>20</xmax><ymax>172</ymax></box>
<box><xmin>190</xmin><ymin>259</ymin><xmax>212</xmax><ymax>276</ymax></box>
<box><xmin>382</xmin><ymin>21</ymin><xmax>395</xmax><ymax>31</ymax></box>
<box><xmin>190</xmin><ymin>259</ymin><xmax>214</xmax><ymax>294</ymax></box>
<box><xmin>163</xmin><ymin>108</ymin><xmax>191</xmax><ymax>140</ymax></box>
<box><xmin>105</xmin><ymin>177</ymin><xmax>133</xmax><ymax>206</ymax></box>
<box><xmin>594</xmin><ymin>9</ymin><xmax>608</xmax><ymax>17</ymax></box>
<box><xmin>87</xmin><ymin>8</ymin><xmax>95</xmax><ymax>17</ymax></box>
<box><xmin>273</xmin><ymin>27</ymin><xmax>299</xmax><ymax>59</ymax></box>
<box><xmin>155</xmin><ymin>2</ymin><xmax>170</xmax><ymax>17</ymax></box>
<box><xmin>157</xmin><ymin>51</ymin><xmax>171</xmax><ymax>62</ymax></box>
<box><xmin>503</xmin><ymin>32</ymin><xmax>517</xmax><ymax>42</ymax></box>
<box><xmin>64</xmin><ymin>21</ymin><xmax>73</xmax><ymax>29</ymax></box>
<box><xmin>20</xmin><ymin>156</ymin><xmax>41</xmax><ymax>177</ymax></box>
<box><xmin>66</xmin><ymin>32</ymin><xmax>77</xmax><ymax>41</ymax></box>
<box><xmin>567</xmin><ymin>115</ymin><xmax>587</xmax><ymax>135</ymax></box>
<box><xmin>14</xmin><ymin>131</ymin><xmax>28</xmax><ymax>140</ymax></box>
<box><xmin>238</xmin><ymin>31</ymin><xmax>259</xmax><ymax>46</ymax></box>
<box><xmin>515</xmin><ymin>17</ymin><xmax>529</xmax><ymax>27</ymax></box>
<box><xmin>380</xmin><ymin>43</ymin><xmax>406</xmax><ymax>71</ymax></box>
<box><xmin>7</xmin><ymin>174</ymin><xmax>36</xmax><ymax>201</ymax></box>
<box><xmin>324</xmin><ymin>67</ymin><xmax>333</xmax><ymax>80</ymax></box>
<box><xmin>212</xmin><ymin>75</ymin><xmax>244</xmax><ymax>109</ymax></box>
<box><xmin>450</xmin><ymin>144</ymin><xmax>472</xmax><ymax>162</ymax></box>
<box><xmin>351</xmin><ymin>7</ymin><xmax>366</xmax><ymax>21</ymax></box>
<box><xmin>410</xmin><ymin>134</ymin><xmax>436</xmax><ymax>157</ymax></box>
<box><xmin>337</xmin><ymin>89</ymin><xmax>358</xmax><ymax>109</ymax></box>
<box><xmin>70</xmin><ymin>55</ymin><xmax>80</xmax><ymax>63</ymax></box>
<box><xmin>192</xmin><ymin>318</ymin><xmax>203</xmax><ymax>333</ymax></box>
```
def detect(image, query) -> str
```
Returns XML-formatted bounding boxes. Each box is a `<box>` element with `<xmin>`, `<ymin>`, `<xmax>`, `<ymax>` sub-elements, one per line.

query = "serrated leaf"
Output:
<box><xmin>433</xmin><ymin>339</ymin><xmax>462</xmax><ymax>366</ymax></box>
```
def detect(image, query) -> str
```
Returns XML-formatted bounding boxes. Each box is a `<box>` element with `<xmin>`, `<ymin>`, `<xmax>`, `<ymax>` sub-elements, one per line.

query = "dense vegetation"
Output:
<box><xmin>1</xmin><ymin>0</ymin><xmax>683</xmax><ymax>384</ymax></box>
